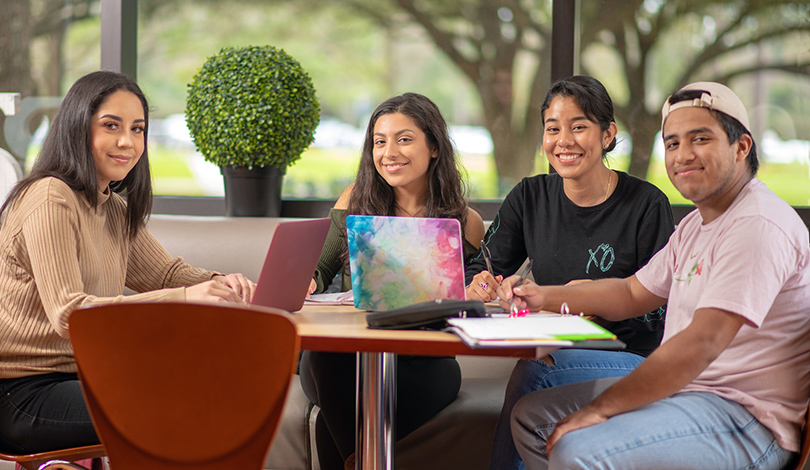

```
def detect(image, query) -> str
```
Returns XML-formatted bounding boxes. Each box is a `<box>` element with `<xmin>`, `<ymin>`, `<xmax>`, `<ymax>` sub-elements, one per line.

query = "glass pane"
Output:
<box><xmin>137</xmin><ymin>1</ymin><xmax>506</xmax><ymax>198</ymax></box>
<box><xmin>579</xmin><ymin>0</ymin><xmax>810</xmax><ymax>206</ymax></box>
<box><xmin>1</xmin><ymin>0</ymin><xmax>100</xmax><ymax>180</ymax></box>
<box><xmin>6</xmin><ymin>1</ymin><xmax>807</xmax><ymax>207</ymax></box>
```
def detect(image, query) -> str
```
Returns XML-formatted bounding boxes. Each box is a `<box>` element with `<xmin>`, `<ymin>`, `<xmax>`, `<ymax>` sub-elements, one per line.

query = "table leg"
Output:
<box><xmin>355</xmin><ymin>351</ymin><xmax>396</xmax><ymax>470</ymax></box>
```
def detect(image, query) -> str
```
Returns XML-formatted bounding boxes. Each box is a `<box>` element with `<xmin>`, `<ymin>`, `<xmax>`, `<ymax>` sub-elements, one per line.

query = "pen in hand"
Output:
<box><xmin>509</xmin><ymin>259</ymin><xmax>534</xmax><ymax>316</ymax></box>
<box><xmin>482</xmin><ymin>243</ymin><xmax>495</xmax><ymax>275</ymax></box>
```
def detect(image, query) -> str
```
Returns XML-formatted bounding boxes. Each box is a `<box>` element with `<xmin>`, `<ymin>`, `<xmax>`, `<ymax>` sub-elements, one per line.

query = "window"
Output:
<box><xmin>3</xmin><ymin>0</ymin><xmax>808</xmax><ymax>207</ymax></box>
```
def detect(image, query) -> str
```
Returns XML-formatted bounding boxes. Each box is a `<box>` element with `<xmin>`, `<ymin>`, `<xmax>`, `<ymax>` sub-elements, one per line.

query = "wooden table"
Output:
<box><xmin>293</xmin><ymin>305</ymin><xmax>559</xmax><ymax>470</ymax></box>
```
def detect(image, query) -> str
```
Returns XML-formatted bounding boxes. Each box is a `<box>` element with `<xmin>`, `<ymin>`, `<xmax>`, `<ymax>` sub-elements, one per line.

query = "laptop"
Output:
<box><xmin>252</xmin><ymin>218</ymin><xmax>331</xmax><ymax>312</ymax></box>
<box><xmin>346</xmin><ymin>215</ymin><xmax>466</xmax><ymax>311</ymax></box>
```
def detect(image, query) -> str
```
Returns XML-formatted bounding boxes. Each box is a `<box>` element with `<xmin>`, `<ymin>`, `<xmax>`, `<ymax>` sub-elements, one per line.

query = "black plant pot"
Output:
<box><xmin>221</xmin><ymin>165</ymin><xmax>286</xmax><ymax>217</ymax></box>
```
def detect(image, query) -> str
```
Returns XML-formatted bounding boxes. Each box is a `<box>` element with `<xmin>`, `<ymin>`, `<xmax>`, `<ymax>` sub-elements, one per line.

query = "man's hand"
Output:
<box><xmin>546</xmin><ymin>406</ymin><xmax>609</xmax><ymax>456</ymax></box>
<box><xmin>496</xmin><ymin>276</ymin><xmax>546</xmax><ymax>312</ymax></box>
<box><xmin>545</xmin><ymin>307</ymin><xmax>746</xmax><ymax>456</ymax></box>
<box><xmin>497</xmin><ymin>275</ymin><xmax>664</xmax><ymax>321</ymax></box>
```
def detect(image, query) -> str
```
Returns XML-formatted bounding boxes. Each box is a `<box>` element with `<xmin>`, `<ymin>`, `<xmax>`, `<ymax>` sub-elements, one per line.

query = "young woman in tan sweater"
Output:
<box><xmin>0</xmin><ymin>70</ymin><xmax>254</xmax><ymax>454</ymax></box>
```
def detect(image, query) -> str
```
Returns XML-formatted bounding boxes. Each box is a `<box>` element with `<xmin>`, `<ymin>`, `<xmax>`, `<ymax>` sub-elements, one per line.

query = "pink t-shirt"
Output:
<box><xmin>636</xmin><ymin>179</ymin><xmax>810</xmax><ymax>452</ymax></box>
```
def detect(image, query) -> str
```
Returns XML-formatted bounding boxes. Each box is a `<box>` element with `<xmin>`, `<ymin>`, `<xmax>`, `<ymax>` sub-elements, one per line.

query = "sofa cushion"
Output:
<box><xmin>263</xmin><ymin>380</ymin><xmax>312</xmax><ymax>470</ymax></box>
<box><xmin>395</xmin><ymin>377</ymin><xmax>510</xmax><ymax>470</ymax></box>
<box><xmin>146</xmin><ymin>215</ymin><xmax>284</xmax><ymax>281</ymax></box>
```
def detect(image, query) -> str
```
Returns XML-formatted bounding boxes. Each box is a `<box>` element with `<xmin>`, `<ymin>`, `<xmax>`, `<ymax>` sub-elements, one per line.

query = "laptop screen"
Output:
<box><xmin>252</xmin><ymin>218</ymin><xmax>331</xmax><ymax>312</ymax></box>
<box><xmin>346</xmin><ymin>215</ymin><xmax>466</xmax><ymax>311</ymax></box>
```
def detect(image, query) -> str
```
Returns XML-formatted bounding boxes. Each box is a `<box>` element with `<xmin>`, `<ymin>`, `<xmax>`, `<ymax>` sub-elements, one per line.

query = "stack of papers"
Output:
<box><xmin>305</xmin><ymin>291</ymin><xmax>354</xmax><ymax>306</ymax></box>
<box><xmin>447</xmin><ymin>314</ymin><xmax>617</xmax><ymax>348</ymax></box>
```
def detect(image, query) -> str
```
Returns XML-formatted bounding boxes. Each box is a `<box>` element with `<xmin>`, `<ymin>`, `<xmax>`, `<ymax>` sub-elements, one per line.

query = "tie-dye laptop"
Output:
<box><xmin>346</xmin><ymin>215</ymin><xmax>466</xmax><ymax>311</ymax></box>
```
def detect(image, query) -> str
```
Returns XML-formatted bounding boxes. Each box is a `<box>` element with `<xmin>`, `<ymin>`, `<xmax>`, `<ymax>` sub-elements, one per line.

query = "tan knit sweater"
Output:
<box><xmin>0</xmin><ymin>178</ymin><xmax>216</xmax><ymax>377</ymax></box>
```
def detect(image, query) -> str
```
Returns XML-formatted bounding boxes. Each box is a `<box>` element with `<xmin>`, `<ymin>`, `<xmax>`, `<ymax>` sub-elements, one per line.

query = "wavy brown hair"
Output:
<box><xmin>348</xmin><ymin>92</ymin><xmax>468</xmax><ymax>224</ymax></box>
<box><xmin>1</xmin><ymin>70</ymin><xmax>152</xmax><ymax>239</ymax></box>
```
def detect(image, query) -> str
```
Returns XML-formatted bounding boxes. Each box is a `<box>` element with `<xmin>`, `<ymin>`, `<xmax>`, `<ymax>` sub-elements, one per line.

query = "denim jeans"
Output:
<box><xmin>512</xmin><ymin>378</ymin><xmax>798</xmax><ymax>470</ymax></box>
<box><xmin>489</xmin><ymin>349</ymin><xmax>645</xmax><ymax>470</ymax></box>
<box><xmin>0</xmin><ymin>372</ymin><xmax>98</xmax><ymax>454</ymax></box>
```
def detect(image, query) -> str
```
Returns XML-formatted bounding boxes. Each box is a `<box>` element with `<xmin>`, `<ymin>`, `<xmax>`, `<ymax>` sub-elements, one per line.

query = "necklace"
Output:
<box><xmin>395</xmin><ymin>203</ymin><xmax>424</xmax><ymax>217</ymax></box>
<box><xmin>603</xmin><ymin>170</ymin><xmax>612</xmax><ymax>203</ymax></box>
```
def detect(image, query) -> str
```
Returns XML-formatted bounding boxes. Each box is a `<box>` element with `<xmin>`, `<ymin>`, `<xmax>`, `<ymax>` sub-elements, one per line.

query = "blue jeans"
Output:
<box><xmin>489</xmin><ymin>349</ymin><xmax>645</xmax><ymax>470</ymax></box>
<box><xmin>512</xmin><ymin>379</ymin><xmax>798</xmax><ymax>470</ymax></box>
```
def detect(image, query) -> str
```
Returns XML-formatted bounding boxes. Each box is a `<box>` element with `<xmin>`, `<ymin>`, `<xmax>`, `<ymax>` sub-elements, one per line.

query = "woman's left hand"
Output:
<box><xmin>466</xmin><ymin>271</ymin><xmax>503</xmax><ymax>302</ymax></box>
<box><xmin>212</xmin><ymin>273</ymin><xmax>256</xmax><ymax>303</ymax></box>
<box><xmin>307</xmin><ymin>279</ymin><xmax>317</xmax><ymax>298</ymax></box>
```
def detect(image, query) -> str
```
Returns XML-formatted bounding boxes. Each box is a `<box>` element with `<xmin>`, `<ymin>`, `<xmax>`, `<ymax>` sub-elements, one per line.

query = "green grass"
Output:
<box><xmin>756</xmin><ymin>162</ymin><xmax>810</xmax><ymax>206</ymax></box>
<box><xmin>283</xmin><ymin>147</ymin><xmax>360</xmax><ymax>198</ymax></box>
<box><xmin>641</xmin><ymin>157</ymin><xmax>693</xmax><ymax>205</ymax></box>
<box><xmin>28</xmin><ymin>143</ymin><xmax>810</xmax><ymax>206</ymax></box>
<box><xmin>150</xmin><ymin>147</ymin><xmax>196</xmax><ymax>178</ymax></box>
<box><xmin>639</xmin><ymin>155</ymin><xmax>810</xmax><ymax>206</ymax></box>
<box><xmin>149</xmin><ymin>147</ymin><xmax>204</xmax><ymax>196</ymax></box>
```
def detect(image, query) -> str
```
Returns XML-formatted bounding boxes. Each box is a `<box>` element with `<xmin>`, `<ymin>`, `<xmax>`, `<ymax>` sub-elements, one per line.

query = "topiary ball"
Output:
<box><xmin>185</xmin><ymin>45</ymin><xmax>320</xmax><ymax>169</ymax></box>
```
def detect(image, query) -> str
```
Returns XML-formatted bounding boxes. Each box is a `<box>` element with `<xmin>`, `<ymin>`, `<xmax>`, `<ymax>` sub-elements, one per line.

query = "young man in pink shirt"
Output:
<box><xmin>501</xmin><ymin>82</ymin><xmax>810</xmax><ymax>470</ymax></box>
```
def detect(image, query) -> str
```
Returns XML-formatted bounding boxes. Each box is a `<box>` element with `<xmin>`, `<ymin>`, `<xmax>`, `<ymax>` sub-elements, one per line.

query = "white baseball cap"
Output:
<box><xmin>661</xmin><ymin>82</ymin><xmax>750</xmax><ymax>133</ymax></box>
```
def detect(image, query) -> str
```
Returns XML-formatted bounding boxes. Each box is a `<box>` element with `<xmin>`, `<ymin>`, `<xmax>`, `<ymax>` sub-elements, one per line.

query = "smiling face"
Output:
<box><xmin>372</xmin><ymin>112</ymin><xmax>436</xmax><ymax>194</ymax></box>
<box><xmin>663</xmin><ymin>106</ymin><xmax>752</xmax><ymax>215</ymax></box>
<box><xmin>542</xmin><ymin>96</ymin><xmax>615</xmax><ymax>182</ymax></box>
<box><xmin>90</xmin><ymin>90</ymin><xmax>146</xmax><ymax>190</ymax></box>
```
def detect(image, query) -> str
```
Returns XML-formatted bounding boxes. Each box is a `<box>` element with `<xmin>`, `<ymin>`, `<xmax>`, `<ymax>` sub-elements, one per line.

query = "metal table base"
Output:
<box><xmin>355</xmin><ymin>351</ymin><xmax>396</xmax><ymax>470</ymax></box>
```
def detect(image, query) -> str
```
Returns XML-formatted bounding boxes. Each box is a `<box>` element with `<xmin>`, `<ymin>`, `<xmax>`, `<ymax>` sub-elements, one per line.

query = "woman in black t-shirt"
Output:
<box><xmin>464</xmin><ymin>76</ymin><xmax>675</xmax><ymax>470</ymax></box>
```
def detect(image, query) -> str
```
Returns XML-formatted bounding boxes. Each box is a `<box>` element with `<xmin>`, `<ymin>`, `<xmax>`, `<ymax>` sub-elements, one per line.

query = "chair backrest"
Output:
<box><xmin>69</xmin><ymin>302</ymin><xmax>299</xmax><ymax>470</ymax></box>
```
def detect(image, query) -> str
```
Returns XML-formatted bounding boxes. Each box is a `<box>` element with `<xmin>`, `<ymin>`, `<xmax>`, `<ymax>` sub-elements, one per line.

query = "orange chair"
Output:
<box><xmin>0</xmin><ymin>445</ymin><xmax>104</xmax><ymax>470</ymax></box>
<box><xmin>68</xmin><ymin>302</ymin><xmax>300</xmax><ymax>470</ymax></box>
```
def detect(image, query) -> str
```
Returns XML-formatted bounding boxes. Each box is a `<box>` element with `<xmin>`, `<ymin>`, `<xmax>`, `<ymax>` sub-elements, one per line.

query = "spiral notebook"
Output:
<box><xmin>446</xmin><ymin>314</ymin><xmax>618</xmax><ymax>349</ymax></box>
<box><xmin>346</xmin><ymin>215</ymin><xmax>466</xmax><ymax>311</ymax></box>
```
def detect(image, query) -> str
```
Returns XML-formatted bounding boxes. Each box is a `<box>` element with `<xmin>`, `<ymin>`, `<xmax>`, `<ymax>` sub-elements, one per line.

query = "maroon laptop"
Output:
<box><xmin>251</xmin><ymin>218</ymin><xmax>331</xmax><ymax>312</ymax></box>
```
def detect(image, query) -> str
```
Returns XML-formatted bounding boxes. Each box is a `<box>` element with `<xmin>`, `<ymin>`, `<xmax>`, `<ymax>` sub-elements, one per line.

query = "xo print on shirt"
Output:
<box><xmin>586</xmin><ymin>243</ymin><xmax>615</xmax><ymax>274</ymax></box>
<box><xmin>637</xmin><ymin>305</ymin><xmax>666</xmax><ymax>323</ymax></box>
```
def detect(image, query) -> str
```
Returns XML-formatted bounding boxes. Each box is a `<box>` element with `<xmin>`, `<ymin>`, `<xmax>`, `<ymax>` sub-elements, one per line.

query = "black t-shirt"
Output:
<box><xmin>465</xmin><ymin>171</ymin><xmax>675</xmax><ymax>356</ymax></box>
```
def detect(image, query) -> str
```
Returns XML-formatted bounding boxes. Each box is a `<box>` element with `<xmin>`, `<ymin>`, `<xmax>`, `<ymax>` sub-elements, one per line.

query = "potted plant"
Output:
<box><xmin>185</xmin><ymin>45</ymin><xmax>320</xmax><ymax>217</ymax></box>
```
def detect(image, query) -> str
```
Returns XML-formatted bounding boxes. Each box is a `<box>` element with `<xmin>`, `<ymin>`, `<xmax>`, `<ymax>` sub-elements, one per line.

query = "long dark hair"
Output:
<box><xmin>1</xmin><ymin>70</ymin><xmax>152</xmax><ymax>239</ymax></box>
<box><xmin>540</xmin><ymin>75</ymin><xmax>617</xmax><ymax>157</ymax></box>
<box><xmin>348</xmin><ymin>92</ymin><xmax>468</xmax><ymax>225</ymax></box>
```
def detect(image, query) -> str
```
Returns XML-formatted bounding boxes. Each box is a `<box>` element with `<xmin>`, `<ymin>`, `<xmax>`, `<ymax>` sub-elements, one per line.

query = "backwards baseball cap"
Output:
<box><xmin>661</xmin><ymin>82</ymin><xmax>750</xmax><ymax>133</ymax></box>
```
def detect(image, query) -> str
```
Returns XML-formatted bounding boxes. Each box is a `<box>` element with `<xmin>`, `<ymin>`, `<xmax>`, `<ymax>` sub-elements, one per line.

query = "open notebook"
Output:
<box><xmin>447</xmin><ymin>314</ymin><xmax>620</xmax><ymax>349</ymax></box>
<box><xmin>346</xmin><ymin>215</ymin><xmax>466</xmax><ymax>311</ymax></box>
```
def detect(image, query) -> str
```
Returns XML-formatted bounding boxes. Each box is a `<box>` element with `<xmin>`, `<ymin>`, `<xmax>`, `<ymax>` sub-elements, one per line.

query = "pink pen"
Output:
<box><xmin>509</xmin><ymin>308</ymin><xmax>531</xmax><ymax>318</ymax></box>
<box><xmin>508</xmin><ymin>259</ymin><xmax>534</xmax><ymax>316</ymax></box>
